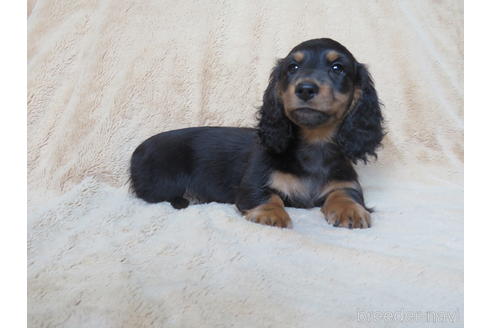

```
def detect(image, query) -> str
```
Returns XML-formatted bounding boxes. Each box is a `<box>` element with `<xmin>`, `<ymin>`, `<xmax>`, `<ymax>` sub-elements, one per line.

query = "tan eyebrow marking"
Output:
<box><xmin>292</xmin><ymin>51</ymin><xmax>304</xmax><ymax>62</ymax></box>
<box><xmin>326</xmin><ymin>50</ymin><xmax>340</xmax><ymax>62</ymax></box>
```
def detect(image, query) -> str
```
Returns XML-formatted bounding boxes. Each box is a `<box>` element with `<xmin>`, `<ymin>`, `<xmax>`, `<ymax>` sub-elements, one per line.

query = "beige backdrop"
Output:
<box><xmin>28</xmin><ymin>0</ymin><xmax>463</xmax><ymax>327</ymax></box>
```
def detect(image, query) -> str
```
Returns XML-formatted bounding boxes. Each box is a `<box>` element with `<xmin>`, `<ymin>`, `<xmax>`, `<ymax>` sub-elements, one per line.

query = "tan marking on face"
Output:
<box><xmin>316</xmin><ymin>84</ymin><xmax>351</xmax><ymax>119</ymax></box>
<box><xmin>302</xmin><ymin>87</ymin><xmax>359</xmax><ymax>143</ymax></box>
<box><xmin>280</xmin><ymin>83</ymin><xmax>298</xmax><ymax>115</ymax></box>
<box><xmin>269</xmin><ymin>171</ymin><xmax>309</xmax><ymax>199</ymax></box>
<box><xmin>292</xmin><ymin>51</ymin><xmax>304</xmax><ymax>62</ymax></box>
<box><xmin>281</xmin><ymin>81</ymin><xmax>352</xmax><ymax>119</ymax></box>
<box><xmin>326</xmin><ymin>50</ymin><xmax>340</xmax><ymax>62</ymax></box>
<box><xmin>321</xmin><ymin>189</ymin><xmax>371</xmax><ymax>229</ymax></box>
<box><xmin>280</xmin><ymin>81</ymin><xmax>354</xmax><ymax>143</ymax></box>
<box><xmin>320</xmin><ymin>180</ymin><xmax>361</xmax><ymax>198</ymax></box>
<box><xmin>348</xmin><ymin>87</ymin><xmax>362</xmax><ymax>112</ymax></box>
<box><xmin>245</xmin><ymin>194</ymin><xmax>292</xmax><ymax>228</ymax></box>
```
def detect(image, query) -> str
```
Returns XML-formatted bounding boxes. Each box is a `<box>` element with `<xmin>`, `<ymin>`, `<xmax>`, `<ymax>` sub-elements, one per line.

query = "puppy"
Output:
<box><xmin>130</xmin><ymin>38</ymin><xmax>384</xmax><ymax>229</ymax></box>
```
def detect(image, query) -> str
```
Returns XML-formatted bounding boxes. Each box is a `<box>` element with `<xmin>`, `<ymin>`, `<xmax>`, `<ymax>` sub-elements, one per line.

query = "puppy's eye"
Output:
<box><xmin>331</xmin><ymin>64</ymin><xmax>344</xmax><ymax>73</ymax></box>
<box><xmin>287</xmin><ymin>63</ymin><xmax>299</xmax><ymax>74</ymax></box>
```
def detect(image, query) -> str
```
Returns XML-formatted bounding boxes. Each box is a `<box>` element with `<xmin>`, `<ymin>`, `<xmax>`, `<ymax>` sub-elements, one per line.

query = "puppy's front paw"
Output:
<box><xmin>245</xmin><ymin>203</ymin><xmax>292</xmax><ymax>228</ymax></box>
<box><xmin>322</xmin><ymin>200</ymin><xmax>371</xmax><ymax>229</ymax></box>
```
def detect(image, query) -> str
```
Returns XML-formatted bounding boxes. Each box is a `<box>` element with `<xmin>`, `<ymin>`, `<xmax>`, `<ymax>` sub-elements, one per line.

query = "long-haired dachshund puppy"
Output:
<box><xmin>130</xmin><ymin>38</ymin><xmax>384</xmax><ymax>229</ymax></box>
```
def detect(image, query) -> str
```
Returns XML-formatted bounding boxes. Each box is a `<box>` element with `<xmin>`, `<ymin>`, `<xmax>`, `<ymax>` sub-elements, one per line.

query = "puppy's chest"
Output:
<box><xmin>268</xmin><ymin>170</ymin><xmax>328</xmax><ymax>208</ymax></box>
<box><xmin>268</xmin><ymin>146</ymin><xmax>337</xmax><ymax>208</ymax></box>
<box><xmin>269</xmin><ymin>152</ymin><xmax>330</xmax><ymax>208</ymax></box>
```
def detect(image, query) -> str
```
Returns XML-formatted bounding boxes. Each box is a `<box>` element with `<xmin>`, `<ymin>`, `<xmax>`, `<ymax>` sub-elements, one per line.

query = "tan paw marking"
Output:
<box><xmin>245</xmin><ymin>195</ymin><xmax>292</xmax><ymax>228</ymax></box>
<box><xmin>322</xmin><ymin>193</ymin><xmax>371</xmax><ymax>229</ymax></box>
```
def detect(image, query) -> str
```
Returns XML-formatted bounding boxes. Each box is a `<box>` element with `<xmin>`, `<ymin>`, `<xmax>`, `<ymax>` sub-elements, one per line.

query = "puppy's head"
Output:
<box><xmin>258</xmin><ymin>38</ymin><xmax>384</xmax><ymax>163</ymax></box>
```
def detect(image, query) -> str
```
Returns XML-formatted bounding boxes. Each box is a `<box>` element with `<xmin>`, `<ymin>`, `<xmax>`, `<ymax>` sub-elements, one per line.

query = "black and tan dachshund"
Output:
<box><xmin>130</xmin><ymin>38</ymin><xmax>384</xmax><ymax>229</ymax></box>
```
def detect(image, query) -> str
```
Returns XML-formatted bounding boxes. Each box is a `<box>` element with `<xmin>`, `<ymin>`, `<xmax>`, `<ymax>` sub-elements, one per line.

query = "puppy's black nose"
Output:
<box><xmin>295</xmin><ymin>82</ymin><xmax>319</xmax><ymax>101</ymax></box>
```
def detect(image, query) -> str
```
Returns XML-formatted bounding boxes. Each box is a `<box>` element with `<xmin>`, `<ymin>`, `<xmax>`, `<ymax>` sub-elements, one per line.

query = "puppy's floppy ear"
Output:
<box><xmin>335</xmin><ymin>63</ymin><xmax>384</xmax><ymax>163</ymax></box>
<box><xmin>257</xmin><ymin>60</ymin><xmax>294</xmax><ymax>153</ymax></box>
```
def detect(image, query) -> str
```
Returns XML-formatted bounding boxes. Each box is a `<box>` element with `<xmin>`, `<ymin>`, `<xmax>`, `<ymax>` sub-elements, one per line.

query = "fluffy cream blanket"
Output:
<box><xmin>28</xmin><ymin>0</ymin><xmax>463</xmax><ymax>327</ymax></box>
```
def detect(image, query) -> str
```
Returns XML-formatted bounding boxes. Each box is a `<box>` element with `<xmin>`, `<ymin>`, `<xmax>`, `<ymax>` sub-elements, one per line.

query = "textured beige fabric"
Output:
<box><xmin>28</xmin><ymin>0</ymin><xmax>463</xmax><ymax>327</ymax></box>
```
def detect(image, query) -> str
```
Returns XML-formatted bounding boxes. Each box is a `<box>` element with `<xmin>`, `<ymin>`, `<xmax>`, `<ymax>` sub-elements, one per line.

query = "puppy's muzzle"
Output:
<box><xmin>290</xmin><ymin>108</ymin><xmax>331</xmax><ymax>127</ymax></box>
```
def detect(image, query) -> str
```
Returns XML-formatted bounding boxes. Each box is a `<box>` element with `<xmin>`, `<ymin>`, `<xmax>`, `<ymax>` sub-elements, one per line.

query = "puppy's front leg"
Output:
<box><xmin>321</xmin><ymin>182</ymin><xmax>371</xmax><ymax>229</ymax></box>
<box><xmin>235</xmin><ymin>151</ymin><xmax>292</xmax><ymax>228</ymax></box>
<box><xmin>235</xmin><ymin>181</ymin><xmax>292</xmax><ymax>228</ymax></box>
<box><xmin>243</xmin><ymin>194</ymin><xmax>292</xmax><ymax>228</ymax></box>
